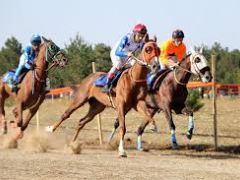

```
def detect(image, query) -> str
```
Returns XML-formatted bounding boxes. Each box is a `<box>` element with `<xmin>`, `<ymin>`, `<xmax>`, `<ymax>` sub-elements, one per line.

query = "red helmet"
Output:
<box><xmin>133</xmin><ymin>24</ymin><xmax>147</xmax><ymax>34</ymax></box>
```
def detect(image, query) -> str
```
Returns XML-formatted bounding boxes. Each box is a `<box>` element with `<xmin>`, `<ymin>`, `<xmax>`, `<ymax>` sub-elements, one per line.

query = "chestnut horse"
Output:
<box><xmin>108</xmin><ymin>48</ymin><xmax>212</xmax><ymax>150</ymax></box>
<box><xmin>0</xmin><ymin>37</ymin><xmax>67</xmax><ymax>139</ymax></box>
<box><xmin>46</xmin><ymin>40</ymin><xmax>160</xmax><ymax>157</ymax></box>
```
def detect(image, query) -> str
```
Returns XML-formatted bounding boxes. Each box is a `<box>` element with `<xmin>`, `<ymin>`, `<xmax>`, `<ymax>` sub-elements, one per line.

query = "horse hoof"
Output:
<box><xmin>171</xmin><ymin>142</ymin><xmax>179</xmax><ymax>150</ymax></box>
<box><xmin>3</xmin><ymin>138</ymin><xmax>18</xmax><ymax>149</ymax></box>
<box><xmin>65</xmin><ymin>141</ymin><xmax>82</xmax><ymax>154</ymax></box>
<box><xmin>14</xmin><ymin>127</ymin><xmax>24</xmax><ymax>140</ymax></box>
<box><xmin>186</xmin><ymin>133</ymin><xmax>192</xmax><ymax>140</ymax></box>
<box><xmin>118</xmin><ymin>151</ymin><xmax>127</xmax><ymax>158</ymax></box>
<box><xmin>137</xmin><ymin>144</ymin><xmax>144</xmax><ymax>151</ymax></box>
<box><xmin>45</xmin><ymin>126</ymin><xmax>54</xmax><ymax>133</ymax></box>
<box><xmin>0</xmin><ymin>128</ymin><xmax>7</xmax><ymax>135</ymax></box>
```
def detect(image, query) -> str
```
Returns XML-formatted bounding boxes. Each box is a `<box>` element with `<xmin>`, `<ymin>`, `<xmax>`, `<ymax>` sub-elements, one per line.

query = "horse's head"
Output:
<box><xmin>42</xmin><ymin>37</ymin><xmax>68</xmax><ymax>68</ymax></box>
<box><xmin>188</xmin><ymin>48</ymin><xmax>212</xmax><ymax>82</ymax></box>
<box><xmin>139</xmin><ymin>37</ymin><xmax>160</xmax><ymax>66</ymax></box>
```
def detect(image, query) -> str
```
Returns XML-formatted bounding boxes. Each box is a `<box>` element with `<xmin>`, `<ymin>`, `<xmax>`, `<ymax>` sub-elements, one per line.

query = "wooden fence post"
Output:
<box><xmin>211</xmin><ymin>54</ymin><xmax>218</xmax><ymax>150</ymax></box>
<box><xmin>36</xmin><ymin>110</ymin><xmax>40</xmax><ymax>133</ymax></box>
<box><xmin>92</xmin><ymin>62</ymin><xmax>103</xmax><ymax>145</ymax></box>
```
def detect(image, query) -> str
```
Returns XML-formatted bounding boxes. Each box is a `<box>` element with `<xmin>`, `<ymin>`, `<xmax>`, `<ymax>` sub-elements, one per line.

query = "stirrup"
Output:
<box><xmin>102</xmin><ymin>84</ymin><xmax>112</xmax><ymax>93</ymax></box>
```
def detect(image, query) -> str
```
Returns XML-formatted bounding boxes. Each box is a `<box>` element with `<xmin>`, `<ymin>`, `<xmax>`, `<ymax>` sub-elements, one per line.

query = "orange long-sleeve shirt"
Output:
<box><xmin>160</xmin><ymin>38</ymin><xmax>186</xmax><ymax>65</ymax></box>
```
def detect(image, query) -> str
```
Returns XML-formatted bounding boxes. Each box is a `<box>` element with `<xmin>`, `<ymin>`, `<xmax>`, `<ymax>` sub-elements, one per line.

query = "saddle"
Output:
<box><xmin>147</xmin><ymin>69</ymin><xmax>172</xmax><ymax>92</ymax></box>
<box><xmin>94</xmin><ymin>68</ymin><xmax>127</xmax><ymax>88</ymax></box>
<box><xmin>2</xmin><ymin>69</ymin><xmax>29</xmax><ymax>92</ymax></box>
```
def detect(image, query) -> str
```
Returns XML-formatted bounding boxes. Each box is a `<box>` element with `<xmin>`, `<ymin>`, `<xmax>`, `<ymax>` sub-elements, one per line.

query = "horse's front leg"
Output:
<box><xmin>108</xmin><ymin>118</ymin><xmax>119</xmax><ymax>143</ymax></box>
<box><xmin>117</xmin><ymin>101</ymin><xmax>127</xmax><ymax>157</ymax></box>
<box><xmin>14</xmin><ymin>102</ymin><xmax>24</xmax><ymax>140</ymax></box>
<box><xmin>182</xmin><ymin>107</ymin><xmax>194</xmax><ymax>140</ymax></box>
<box><xmin>135</xmin><ymin>101</ymin><xmax>155</xmax><ymax>151</ymax></box>
<box><xmin>163</xmin><ymin>107</ymin><xmax>178</xmax><ymax>149</ymax></box>
<box><xmin>0</xmin><ymin>96</ymin><xmax>7</xmax><ymax>135</ymax></box>
<box><xmin>21</xmin><ymin>97</ymin><xmax>45</xmax><ymax>131</ymax></box>
<box><xmin>147</xmin><ymin>108</ymin><xmax>159</xmax><ymax>132</ymax></box>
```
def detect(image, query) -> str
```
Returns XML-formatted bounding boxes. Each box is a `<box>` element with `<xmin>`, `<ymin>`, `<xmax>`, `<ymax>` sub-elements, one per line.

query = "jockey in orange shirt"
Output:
<box><xmin>160</xmin><ymin>29</ymin><xmax>186</xmax><ymax>69</ymax></box>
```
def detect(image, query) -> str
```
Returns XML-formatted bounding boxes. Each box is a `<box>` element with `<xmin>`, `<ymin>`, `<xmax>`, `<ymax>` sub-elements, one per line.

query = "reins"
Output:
<box><xmin>172</xmin><ymin>58</ymin><xmax>193</xmax><ymax>86</ymax></box>
<box><xmin>127</xmin><ymin>55</ymin><xmax>152</xmax><ymax>83</ymax></box>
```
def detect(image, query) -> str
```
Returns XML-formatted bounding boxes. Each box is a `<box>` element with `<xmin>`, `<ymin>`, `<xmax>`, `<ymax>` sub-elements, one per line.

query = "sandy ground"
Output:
<box><xmin>0</xmin><ymin>97</ymin><xmax>240</xmax><ymax>179</ymax></box>
<box><xmin>0</xmin><ymin>148</ymin><xmax>240</xmax><ymax>180</ymax></box>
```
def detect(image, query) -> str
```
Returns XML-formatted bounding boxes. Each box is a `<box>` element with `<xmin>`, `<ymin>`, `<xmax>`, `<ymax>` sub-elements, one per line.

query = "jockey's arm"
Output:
<box><xmin>23</xmin><ymin>46</ymin><xmax>32</xmax><ymax>62</ymax></box>
<box><xmin>115</xmin><ymin>35</ymin><xmax>129</xmax><ymax>58</ymax></box>
<box><xmin>22</xmin><ymin>46</ymin><xmax>35</xmax><ymax>69</ymax></box>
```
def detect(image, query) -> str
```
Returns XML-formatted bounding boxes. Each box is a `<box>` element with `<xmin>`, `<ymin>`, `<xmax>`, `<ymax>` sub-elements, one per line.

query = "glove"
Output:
<box><xmin>12</xmin><ymin>74</ymin><xmax>19</xmax><ymax>82</ymax></box>
<box><xmin>127</xmin><ymin>52</ymin><xmax>133</xmax><ymax>57</ymax></box>
<box><xmin>25</xmin><ymin>61</ymin><xmax>34</xmax><ymax>70</ymax></box>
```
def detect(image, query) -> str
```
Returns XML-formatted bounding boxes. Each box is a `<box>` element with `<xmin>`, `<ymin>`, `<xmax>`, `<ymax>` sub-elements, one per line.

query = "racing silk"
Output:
<box><xmin>19</xmin><ymin>44</ymin><xmax>37</xmax><ymax>68</ymax></box>
<box><xmin>111</xmin><ymin>33</ymin><xmax>145</xmax><ymax>60</ymax></box>
<box><xmin>160</xmin><ymin>38</ymin><xmax>186</xmax><ymax>65</ymax></box>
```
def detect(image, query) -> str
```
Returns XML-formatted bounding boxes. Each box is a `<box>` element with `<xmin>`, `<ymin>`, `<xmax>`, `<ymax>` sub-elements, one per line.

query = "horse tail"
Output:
<box><xmin>70</xmin><ymin>84</ymin><xmax>80</xmax><ymax>96</ymax></box>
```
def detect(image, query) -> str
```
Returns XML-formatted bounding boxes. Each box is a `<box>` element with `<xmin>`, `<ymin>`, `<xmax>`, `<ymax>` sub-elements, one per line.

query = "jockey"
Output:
<box><xmin>12</xmin><ymin>34</ymin><xmax>42</xmax><ymax>84</ymax></box>
<box><xmin>159</xmin><ymin>29</ymin><xmax>186</xmax><ymax>69</ymax></box>
<box><xmin>102</xmin><ymin>24</ymin><xmax>148</xmax><ymax>92</ymax></box>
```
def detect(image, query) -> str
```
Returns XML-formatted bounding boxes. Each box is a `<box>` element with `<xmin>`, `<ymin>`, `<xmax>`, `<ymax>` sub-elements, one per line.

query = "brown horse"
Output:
<box><xmin>46</xmin><ymin>40</ymin><xmax>160</xmax><ymax>157</ymax></box>
<box><xmin>108</xmin><ymin>48</ymin><xmax>212</xmax><ymax>150</ymax></box>
<box><xmin>0</xmin><ymin>37</ymin><xmax>67</xmax><ymax>139</ymax></box>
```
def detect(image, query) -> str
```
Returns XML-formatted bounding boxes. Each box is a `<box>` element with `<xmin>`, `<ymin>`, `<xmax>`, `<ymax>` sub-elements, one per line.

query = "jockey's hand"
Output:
<box><xmin>127</xmin><ymin>52</ymin><xmax>133</xmax><ymax>57</ymax></box>
<box><xmin>168</xmin><ymin>59</ymin><xmax>179</xmax><ymax>67</ymax></box>
<box><xmin>30</xmin><ymin>63</ymin><xmax>36</xmax><ymax>70</ymax></box>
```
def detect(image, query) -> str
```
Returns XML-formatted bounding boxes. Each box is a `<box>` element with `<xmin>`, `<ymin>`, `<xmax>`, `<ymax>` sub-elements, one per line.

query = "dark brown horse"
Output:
<box><xmin>108</xmin><ymin>48</ymin><xmax>212</xmax><ymax>150</ymax></box>
<box><xmin>0</xmin><ymin>37</ymin><xmax>67</xmax><ymax>140</ymax></box>
<box><xmin>46</xmin><ymin>40</ymin><xmax>160</xmax><ymax>157</ymax></box>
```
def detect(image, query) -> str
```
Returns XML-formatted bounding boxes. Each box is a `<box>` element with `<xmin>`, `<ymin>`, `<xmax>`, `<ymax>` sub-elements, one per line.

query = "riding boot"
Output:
<box><xmin>102</xmin><ymin>77</ymin><xmax>113</xmax><ymax>93</ymax></box>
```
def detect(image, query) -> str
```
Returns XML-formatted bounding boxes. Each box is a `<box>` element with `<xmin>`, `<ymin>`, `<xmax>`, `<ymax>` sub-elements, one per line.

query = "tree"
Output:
<box><xmin>48</xmin><ymin>34</ymin><xmax>94</xmax><ymax>87</ymax></box>
<box><xmin>93</xmin><ymin>43</ymin><xmax>112</xmax><ymax>72</ymax></box>
<box><xmin>200</xmin><ymin>42</ymin><xmax>240</xmax><ymax>84</ymax></box>
<box><xmin>0</xmin><ymin>37</ymin><xmax>22</xmax><ymax>75</ymax></box>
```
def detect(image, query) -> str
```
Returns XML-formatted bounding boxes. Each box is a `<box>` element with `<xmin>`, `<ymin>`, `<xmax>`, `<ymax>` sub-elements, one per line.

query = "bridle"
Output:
<box><xmin>31</xmin><ymin>42</ymin><xmax>66</xmax><ymax>94</ymax></box>
<box><xmin>173</xmin><ymin>52</ymin><xmax>207</xmax><ymax>85</ymax></box>
<box><xmin>128</xmin><ymin>52</ymin><xmax>158</xmax><ymax>83</ymax></box>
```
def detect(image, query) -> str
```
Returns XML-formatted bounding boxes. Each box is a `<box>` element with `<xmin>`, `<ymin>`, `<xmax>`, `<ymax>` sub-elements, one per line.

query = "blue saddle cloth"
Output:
<box><xmin>146</xmin><ymin>69</ymin><xmax>172</xmax><ymax>91</ymax></box>
<box><xmin>95</xmin><ymin>75</ymin><xmax>108</xmax><ymax>87</ymax></box>
<box><xmin>147</xmin><ymin>73</ymin><xmax>156</xmax><ymax>91</ymax></box>
<box><xmin>94</xmin><ymin>70</ymin><xmax>124</xmax><ymax>87</ymax></box>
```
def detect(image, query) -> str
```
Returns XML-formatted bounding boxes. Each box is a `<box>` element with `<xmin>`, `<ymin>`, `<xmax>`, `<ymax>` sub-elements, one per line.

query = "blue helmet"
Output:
<box><xmin>172</xmin><ymin>29</ymin><xmax>184</xmax><ymax>39</ymax></box>
<box><xmin>30</xmin><ymin>34</ymin><xmax>41</xmax><ymax>45</ymax></box>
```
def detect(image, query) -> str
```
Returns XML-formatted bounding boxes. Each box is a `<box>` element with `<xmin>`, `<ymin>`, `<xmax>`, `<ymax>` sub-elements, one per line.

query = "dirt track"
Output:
<box><xmin>0</xmin><ymin>97</ymin><xmax>240</xmax><ymax>179</ymax></box>
<box><xmin>1</xmin><ymin>148</ymin><xmax>240</xmax><ymax>180</ymax></box>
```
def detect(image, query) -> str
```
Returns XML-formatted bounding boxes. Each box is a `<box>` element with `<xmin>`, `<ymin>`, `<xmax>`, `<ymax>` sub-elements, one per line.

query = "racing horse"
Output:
<box><xmin>108</xmin><ymin>48</ymin><xmax>212</xmax><ymax>150</ymax></box>
<box><xmin>45</xmin><ymin>39</ymin><xmax>160</xmax><ymax>157</ymax></box>
<box><xmin>0</xmin><ymin>37</ymin><xmax>67</xmax><ymax>140</ymax></box>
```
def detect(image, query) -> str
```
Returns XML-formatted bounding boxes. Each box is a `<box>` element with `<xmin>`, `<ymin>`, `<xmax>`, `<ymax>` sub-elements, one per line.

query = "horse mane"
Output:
<box><xmin>179</xmin><ymin>53</ymin><xmax>191</xmax><ymax>64</ymax></box>
<box><xmin>152</xmin><ymin>53</ymin><xmax>191</xmax><ymax>91</ymax></box>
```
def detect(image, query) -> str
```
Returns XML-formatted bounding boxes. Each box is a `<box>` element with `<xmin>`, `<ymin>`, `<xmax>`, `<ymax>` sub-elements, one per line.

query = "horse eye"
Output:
<box><xmin>145</xmin><ymin>46</ymin><xmax>153</xmax><ymax>54</ymax></box>
<box><xmin>195</xmin><ymin>57</ymin><xmax>201</xmax><ymax>63</ymax></box>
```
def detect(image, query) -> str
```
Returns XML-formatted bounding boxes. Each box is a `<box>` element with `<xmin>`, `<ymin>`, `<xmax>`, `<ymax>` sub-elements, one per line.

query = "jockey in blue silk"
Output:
<box><xmin>12</xmin><ymin>34</ymin><xmax>42</xmax><ymax>84</ymax></box>
<box><xmin>102</xmin><ymin>24</ymin><xmax>148</xmax><ymax>92</ymax></box>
